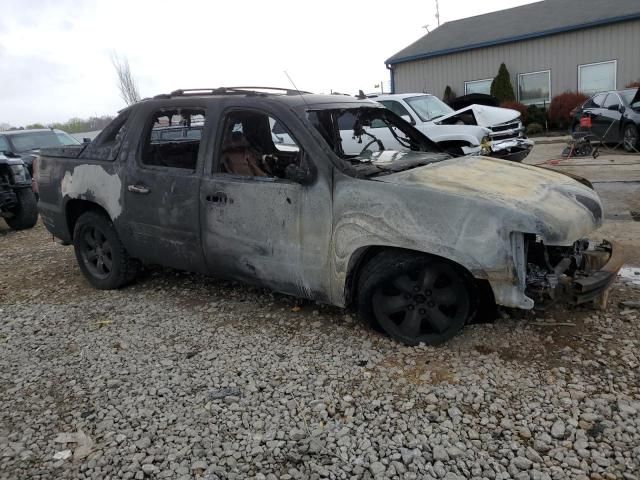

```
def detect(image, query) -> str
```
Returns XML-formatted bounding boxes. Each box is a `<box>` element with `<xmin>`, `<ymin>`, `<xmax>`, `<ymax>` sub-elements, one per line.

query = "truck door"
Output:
<box><xmin>199</xmin><ymin>107</ymin><xmax>333</xmax><ymax>300</ymax></box>
<box><xmin>121</xmin><ymin>105</ymin><xmax>208</xmax><ymax>273</ymax></box>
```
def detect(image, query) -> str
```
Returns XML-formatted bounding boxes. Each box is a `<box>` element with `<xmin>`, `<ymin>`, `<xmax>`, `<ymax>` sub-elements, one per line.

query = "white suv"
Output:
<box><xmin>368</xmin><ymin>93</ymin><xmax>534</xmax><ymax>161</ymax></box>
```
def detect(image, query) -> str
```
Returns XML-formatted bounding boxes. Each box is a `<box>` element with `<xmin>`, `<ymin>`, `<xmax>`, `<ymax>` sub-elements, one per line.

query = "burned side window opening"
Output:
<box><xmin>80</xmin><ymin>111</ymin><xmax>130</xmax><ymax>161</ymax></box>
<box><xmin>307</xmin><ymin>107</ymin><xmax>444</xmax><ymax>177</ymax></box>
<box><xmin>216</xmin><ymin>110</ymin><xmax>308</xmax><ymax>182</ymax></box>
<box><xmin>142</xmin><ymin>108</ymin><xmax>205</xmax><ymax>170</ymax></box>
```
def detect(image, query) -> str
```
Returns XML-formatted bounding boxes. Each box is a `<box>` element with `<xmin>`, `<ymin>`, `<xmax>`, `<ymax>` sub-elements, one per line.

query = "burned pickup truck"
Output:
<box><xmin>37</xmin><ymin>87</ymin><xmax>622</xmax><ymax>345</ymax></box>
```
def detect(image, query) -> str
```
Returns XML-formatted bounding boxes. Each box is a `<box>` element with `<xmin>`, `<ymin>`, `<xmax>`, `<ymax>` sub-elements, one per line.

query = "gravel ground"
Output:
<box><xmin>1</xmin><ymin>222</ymin><xmax>639</xmax><ymax>480</ymax></box>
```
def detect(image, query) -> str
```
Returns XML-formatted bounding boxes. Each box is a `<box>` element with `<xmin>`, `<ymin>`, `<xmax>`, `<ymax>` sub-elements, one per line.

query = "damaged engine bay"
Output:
<box><xmin>525</xmin><ymin>235</ymin><xmax>617</xmax><ymax>306</ymax></box>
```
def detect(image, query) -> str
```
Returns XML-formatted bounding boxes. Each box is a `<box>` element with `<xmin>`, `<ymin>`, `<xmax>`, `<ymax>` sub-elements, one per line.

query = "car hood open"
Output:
<box><xmin>436</xmin><ymin>104</ymin><xmax>520</xmax><ymax>127</ymax></box>
<box><xmin>376</xmin><ymin>156</ymin><xmax>603</xmax><ymax>243</ymax></box>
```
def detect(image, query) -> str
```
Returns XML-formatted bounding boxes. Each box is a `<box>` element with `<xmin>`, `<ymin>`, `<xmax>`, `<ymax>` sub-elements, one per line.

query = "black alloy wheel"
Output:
<box><xmin>358</xmin><ymin>252</ymin><xmax>474</xmax><ymax>345</ymax></box>
<box><xmin>623</xmin><ymin>124</ymin><xmax>639</xmax><ymax>153</ymax></box>
<box><xmin>78</xmin><ymin>224</ymin><xmax>113</xmax><ymax>279</ymax></box>
<box><xmin>72</xmin><ymin>211</ymin><xmax>139</xmax><ymax>289</ymax></box>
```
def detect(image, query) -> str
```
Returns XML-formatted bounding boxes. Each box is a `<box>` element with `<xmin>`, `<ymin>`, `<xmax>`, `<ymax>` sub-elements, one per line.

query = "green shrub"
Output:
<box><xmin>526</xmin><ymin>123</ymin><xmax>544</xmax><ymax>135</ymax></box>
<box><xmin>490</xmin><ymin>63</ymin><xmax>516</xmax><ymax>102</ymax></box>
<box><xmin>526</xmin><ymin>105</ymin><xmax>548</xmax><ymax>127</ymax></box>
<box><xmin>443</xmin><ymin>85</ymin><xmax>457</xmax><ymax>104</ymax></box>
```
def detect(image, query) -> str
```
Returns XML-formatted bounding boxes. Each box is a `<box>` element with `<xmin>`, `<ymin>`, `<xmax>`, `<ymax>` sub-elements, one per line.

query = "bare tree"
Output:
<box><xmin>112</xmin><ymin>53</ymin><xmax>141</xmax><ymax>105</ymax></box>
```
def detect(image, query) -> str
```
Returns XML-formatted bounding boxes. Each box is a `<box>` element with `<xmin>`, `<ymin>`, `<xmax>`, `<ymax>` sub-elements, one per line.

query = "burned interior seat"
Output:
<box><xmin>221</xmin><ymin>131</ymin><xmax>269</xmax><ymax>176</ymax></box>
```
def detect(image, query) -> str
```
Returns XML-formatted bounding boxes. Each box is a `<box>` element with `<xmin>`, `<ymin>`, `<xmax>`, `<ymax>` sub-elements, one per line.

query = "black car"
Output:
<box><xmin>571</xmin><ymin>88</ymin><xmax>640</xmax><ymax>152</ymax></box>
<box><xmin>0</xmin><ymin>128</ymin><xmax>80</xmax><ymax>174</ymax></box>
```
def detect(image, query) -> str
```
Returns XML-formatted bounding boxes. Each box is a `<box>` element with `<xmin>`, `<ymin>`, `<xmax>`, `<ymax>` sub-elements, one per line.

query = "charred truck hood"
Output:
<box><xmin>374</xmin><ymin>156</ymin><xmax>602</xmax><ymax>245</ymax></box>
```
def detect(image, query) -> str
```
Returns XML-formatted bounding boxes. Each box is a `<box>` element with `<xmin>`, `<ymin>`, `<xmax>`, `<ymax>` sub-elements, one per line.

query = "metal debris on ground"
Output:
<box><xmin>533</xmin><ymin>321</ymin><xmax>576</xmax><ymax>327</ymax></box>
<box><xmin>619</xmin><ymin>300</ymin><xmax>640</xmax><ymax>309</ymax></box>
<box><xmin>53</xmin><ymin>450</ymin><xmax>72</xmax><ymax>460</ymax></box>
<box><xmin>619</xmin><ymin>265</ymin><xmax>640</xmax><ymax>286</ymax></box>
<box><xmin>52</xmin><ymin>430</ymin><xmax>94</xmax><ymax>460</ymax></box>
<box><xmin>207</xmin><ymin>387</ymin><xmax>241</xmax><ymax>400</ymax></box>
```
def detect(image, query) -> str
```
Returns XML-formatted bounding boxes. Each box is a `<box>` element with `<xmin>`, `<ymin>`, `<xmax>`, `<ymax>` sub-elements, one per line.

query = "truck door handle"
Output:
<box><xmin>206</xmin><ymin>192</ymin><xmax>228</xmax><ymax>204</ymax></box>
<box><xmin>128</xmin><ymin>184</ymin><xmax>150</xmax><ymax>194</ymax></box>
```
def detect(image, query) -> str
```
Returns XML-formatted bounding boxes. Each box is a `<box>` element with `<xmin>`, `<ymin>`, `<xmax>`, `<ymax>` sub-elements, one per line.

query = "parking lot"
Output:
<box><xmin>1</xmin><ymin>143</ymin><xmax>639</xmax><ymax>480</ymax></box>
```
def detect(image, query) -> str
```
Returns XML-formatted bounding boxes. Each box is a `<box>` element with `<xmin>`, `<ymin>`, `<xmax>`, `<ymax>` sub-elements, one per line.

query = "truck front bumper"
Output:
<box><xmin>570</xmin><ymin>240</ymin><xmax>625</xmax><ymax>305</ymax></box>
<box><xmin>525</xmin><ymin>239</ymin><xmax>625</xmax><ymax>307</ymax></box>
<box><xmin>490</xmin><ymin>137</ymin><xmax>535</xmax><ymax>162</ymax></box>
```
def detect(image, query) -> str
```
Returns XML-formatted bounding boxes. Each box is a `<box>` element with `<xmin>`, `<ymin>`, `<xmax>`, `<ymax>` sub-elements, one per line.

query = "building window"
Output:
<box><xmin>578</xmin><ymin>60</ymin><xmax>617</xmax><ymax>95</ymax></box>
<box><xmin>518</xmin><ymin>70</ymin><xmax>551</xmax><ymax>105</ymax></box>
<box><xmin>464</xmin><ymin>79</ymin><xmax>492</xmax><ymax>95</ymax></box>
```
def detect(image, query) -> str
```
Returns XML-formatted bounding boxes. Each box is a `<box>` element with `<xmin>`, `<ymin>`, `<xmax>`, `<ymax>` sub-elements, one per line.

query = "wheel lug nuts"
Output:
<box><xmin>408</xmin><ymin>305</ymin><xmax>415</xmax><ymax>311</ymax></box>
<box><xmin>419</xmin><ymin>309</ymin><xmax>426</xmax><ymax>314</ymax></box>
<box><xmin>413</xmin><ymin>286</ymin><xmax>420</xmax><ymax>292</ymax></box>
<box><xmin>428</xmin><ymin>301</ymin><xmax>435</xmax><ymax>308</ymax></box>
<box><xmin>404</xmin><ymin>294</ymin><xmax>411</xmax><ymax>299</ymax></box>
<box><xmin>425</xmin><ymin>290</ymin><xmax>432</xmax><ymax>296</ymax></box>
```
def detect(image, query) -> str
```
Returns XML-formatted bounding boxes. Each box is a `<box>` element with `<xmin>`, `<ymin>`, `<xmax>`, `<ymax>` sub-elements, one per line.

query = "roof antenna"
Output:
<box><xmin>435</xmin><ymin>0</ymin><xmax>440</xmax><ymax>27</ymax></box>
<box><xmin>284</xmin><ymin>70</ymin><xmax>310</xmax><ymax>108</ymax></box>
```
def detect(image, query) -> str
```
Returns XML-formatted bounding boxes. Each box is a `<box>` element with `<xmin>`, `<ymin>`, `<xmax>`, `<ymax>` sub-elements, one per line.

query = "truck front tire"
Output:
<box><xmin>73</xmin><ymin>211</ymin><xmax>138</xmax><ymax>289</ymax></box>
<box><xmin>5</xmin><ymin>188</ymin><xmax>38</xmax><ymax>231</ymax></box>
<box><xmin>357</xmin><ymin>251</ymin><xmax>474</xmax><ymax>345</ymax></box>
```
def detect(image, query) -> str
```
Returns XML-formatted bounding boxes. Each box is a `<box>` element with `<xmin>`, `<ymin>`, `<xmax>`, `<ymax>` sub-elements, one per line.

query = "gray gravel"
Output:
<box><xmin>1</xmin><ymin>223</ymin><xmax>640</xmax><ymax>479</ymax></box>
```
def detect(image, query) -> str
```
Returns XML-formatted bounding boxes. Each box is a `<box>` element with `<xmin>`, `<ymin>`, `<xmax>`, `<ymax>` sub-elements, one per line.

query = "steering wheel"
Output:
<box><xmin>360</xmin><ymin>137</ymin><xmax>386</xmax><ymax>155</ymax></box>
<box><xmin>262</xmin><ymin>154</ymin><xmax>293</xmax><ymax>177</ymax></box>
<box><xmin>395</xmin><ymin>135</ymin><xmax>412</xmax><ymax>149</ymax></box>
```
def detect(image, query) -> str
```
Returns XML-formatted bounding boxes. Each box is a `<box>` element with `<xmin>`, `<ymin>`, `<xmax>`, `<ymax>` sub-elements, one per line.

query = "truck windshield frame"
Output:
<box><xmin>306</xmin><ymin>106</ymin><xmax>440</xmax><ymax>161</ymax></box>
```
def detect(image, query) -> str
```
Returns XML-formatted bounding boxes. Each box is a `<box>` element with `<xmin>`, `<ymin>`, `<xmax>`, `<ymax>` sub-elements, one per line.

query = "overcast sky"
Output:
<box><xmin>0</xmin><ymin>0</ymin><xmax>539</xmax><ymax>126</ymax></box>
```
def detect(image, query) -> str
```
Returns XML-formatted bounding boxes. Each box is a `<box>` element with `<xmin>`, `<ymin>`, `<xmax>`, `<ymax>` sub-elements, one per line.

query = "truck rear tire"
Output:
<box><xmin>73</xmin><ymin>211</ymin><xmax>138</xmax><ymax>289</ymax></box>
<box><xmin>357</xmin><ymin>251</ymin><xmax>474</xmax><ymax>345</ymax></box>
<box><xmin>5</xmin><ymin>188</ymin><xmax>38</xmax><ymax>230</ymax></box>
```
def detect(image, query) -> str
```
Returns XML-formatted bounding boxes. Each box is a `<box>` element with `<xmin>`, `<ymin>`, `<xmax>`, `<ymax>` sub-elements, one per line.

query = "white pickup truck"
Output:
<box><xmin>361</xmin><ymin>93</ymin><xmax>534</xmax><ymax>161</ymax></box>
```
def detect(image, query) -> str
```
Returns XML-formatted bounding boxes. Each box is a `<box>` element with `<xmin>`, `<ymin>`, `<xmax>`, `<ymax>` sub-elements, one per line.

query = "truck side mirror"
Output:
<box><xmin>83</xmin><ymin>138</ymin><xmax>92</xmax><ymax>143</ymax></box>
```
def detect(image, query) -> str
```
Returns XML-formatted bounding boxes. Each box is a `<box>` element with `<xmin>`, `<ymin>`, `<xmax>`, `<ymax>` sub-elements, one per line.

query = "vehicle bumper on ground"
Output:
<box><xmin>490</xmin><ymin>138</ymin><xmax>535</xmax><ymax>162</ymax></box>
<box><xmin>570</xmin><ymin>240</ymin><xmax>625</xmax><ymax>305</ymax></box>
<box><xmin>525</xmin><ymin>239</ymin><xmax>625</xmax><ymax>308</ymax></box>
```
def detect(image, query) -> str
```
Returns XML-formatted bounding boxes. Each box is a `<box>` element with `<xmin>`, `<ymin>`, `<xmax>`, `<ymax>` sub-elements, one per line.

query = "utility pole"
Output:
<box><xmin>435</xmin><ymin>0</ymin><xmax>440</xmax><ymax>27</ymax></box>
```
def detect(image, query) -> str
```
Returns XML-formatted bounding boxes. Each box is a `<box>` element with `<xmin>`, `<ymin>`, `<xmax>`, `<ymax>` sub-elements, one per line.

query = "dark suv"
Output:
<box><xmin>0</xmin><ymin>152</ymin><xmax>38</xmax><ymax>230</ymax></box>
<box><xmin>0</xmin><ymin>128</ymin><xmax>80</xmax><ymax>174</ymax></box>
<box><xmin>571</xmin><ymin>88</ymin><xmax>640</xmax><ymax>152</ymax></box>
